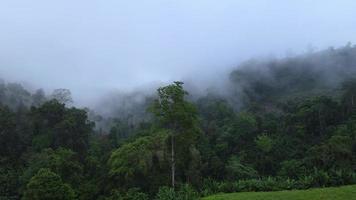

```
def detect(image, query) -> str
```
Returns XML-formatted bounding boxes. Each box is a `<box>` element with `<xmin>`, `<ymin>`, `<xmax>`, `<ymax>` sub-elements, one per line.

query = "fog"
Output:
<box><xmin>1</xmin><ymin>0</ymin><xmax>356</xmax><ymax>106</ymax></box>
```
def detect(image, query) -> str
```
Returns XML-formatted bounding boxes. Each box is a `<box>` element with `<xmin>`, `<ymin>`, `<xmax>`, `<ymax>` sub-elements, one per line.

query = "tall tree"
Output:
<box><xmin>341</xmin><ymin>78</ymin><xmax>356</xmax><ymax>118</ymax></box>
<box><xmin>149</xmin><ymin>81</ymin><xmax>199</xmax><ymax>188</ymax></box>
<box><xmin>0</xmin><ymin>104</ymin><xmax>23</xmax><ymax>162</ymax></box>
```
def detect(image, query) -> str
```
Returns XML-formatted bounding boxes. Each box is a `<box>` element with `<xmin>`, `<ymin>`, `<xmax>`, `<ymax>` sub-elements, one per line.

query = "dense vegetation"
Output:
<box><xmin>1</xmin><ymin>45</ymin><xmax>356</xmax><ymax>199</ymax></box>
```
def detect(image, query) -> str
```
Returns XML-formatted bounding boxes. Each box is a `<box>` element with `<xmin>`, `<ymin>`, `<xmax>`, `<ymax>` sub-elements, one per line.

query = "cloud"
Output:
<box><xmin>1</xmin><ymin>0</ymin><xmax>356</xmax><ymax>106</ymax></box>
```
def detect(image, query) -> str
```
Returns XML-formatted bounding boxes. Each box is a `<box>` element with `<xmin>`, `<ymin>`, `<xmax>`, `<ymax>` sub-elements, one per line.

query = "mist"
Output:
<box><xmin>1</xmin><ymin>0</ymin><xmax>356</xmax><ymax>107</ymax></box>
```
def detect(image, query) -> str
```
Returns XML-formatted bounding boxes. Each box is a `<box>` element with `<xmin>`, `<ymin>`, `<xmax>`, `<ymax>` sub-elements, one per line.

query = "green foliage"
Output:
<box><xmin>306</xmin><ymin>135</ymin><xmax>353</xmax><ymax>170</ymax></box>
<box><xmin>149</xmin><ymin>82</ymin><xmax>198</xmax><ymax>132</ymax></box>
<box><xmin>22</xmin><ymin>148</ymin><xmax>83</xmax><ymax>187</ymax></box>
<box><xmin>294</xmin><ymin>96</ymin><xmax>341</xmax><ymax>136</ymax></box>
<box><xmin>155</xmin><ymin>187</ymin><xmax>176</xmax><ymax>200</ymax></box>
<box><xmin>232</xmin><ymin>112</ymin><xmax>257</xmax><ymax>138</ymax></box>
<box><xmin>0</xmin><ymin>104</ymin><xmax>24</xmax><ymax>161</ymax></box>
<box><xmin>200</xmin><ymin>171</ymin><xmax>356</xmax><ymax>196</ymax></box>
<box><xmin>23</xmin><ymin>168</ymin><xmax>76</xmax><ymax>200</ymax></box>
<box><xmin>0</xmin><ymin>167</ymin><xmax>20</xmax><ymax>199</ymax></box>
<box><xmin>341</xmin><ymin>78</ymin><xmax>356</xmax><ymax>117</ymax></box>
<box><xmin>149</xmin><ymin>82</ymin><xmax>201</xmax><ymax>187</ymax></box>
<box><xmin>109</xmin><ymin>120</ymin><xmax>131</xmax><ymax>148</ymax></box>
<box><xmin>196</xmin><ymin>95</ymin><xmax>235</xmax><ymax>127</ymax></box>
<box><xmin>105</xmin><ymin>188</ymin><xmax>149</xmax><ymax>200</ymax></box>
<box><xmin>278</xmin><ymin>159</ymin><xmax>306</xmax><ymax>179</ymax></box>
<box><xmin>255</xmin><ymin>134</ymin><xmax>273</xmax><ymax>153</ymax></box>
<box><xmin>176</xmin><ymin>184</ymin><xmax>199</xmax><ymax>200</ymax></box>
<box><xmin>2</xmin><ymin>47</ymin><xmax>356</xmax><ymax>199</ymax></box>
<box><xmin>201</xmin><ymin>179</ymin><xmax>221</xmax><ymax>196</ymax></box>
<box><xmin>149</xmin><ymin>81</ymin><xmax>200</xmax><ymax>156</ymax></box>
<box><xmin>108</xmin><ymin>131</ymin><xmax>169</xmax><ymax>190</ymax></box>
<box><xmin>225</xmin><ymin>156</ymin><xmax>258</xmax><ymax>180</ymax></box>
<box><xmin>32</xmin><ymin>134</ymin><xmax>52</xmax><ymax>151</ymax></box>
<box><xmin>154</xmin><ymin>184</ymin><xmax>199</xmax><ymax>200</ymax></box>
<box><xmin>31</xmin><ymin>100</ymin><xmax>93</xmax><ymax>154</ymax></box>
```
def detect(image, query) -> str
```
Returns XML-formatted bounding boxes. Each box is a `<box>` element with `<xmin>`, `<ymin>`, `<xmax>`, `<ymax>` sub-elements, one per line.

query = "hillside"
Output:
<box><xmin>1</xmin><ymin>46</ymin><xmax>356</xmax><ymax>199</ymax></box>
<box><xmin>229</xmin><ymin>45</ymin><xmax>356</xmax><ymax>109</ymax></box>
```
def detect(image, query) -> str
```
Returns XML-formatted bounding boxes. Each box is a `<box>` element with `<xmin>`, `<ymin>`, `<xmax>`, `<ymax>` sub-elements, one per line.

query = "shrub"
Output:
<box><xmin>278</xmin><ymin>159</ymin><xmax>306</xmax><ymax>179</ymax></box>
<box><xmin>225</xmin><ymin>156</ymin><xmax>258</xmax><ymax>180</ymax></box>
<box><xmin>125</xmin><ymin>188</ymin><xmax>149</xmax><ymax>200</ymax></box>
<box><xmin>193</xmin><ymin>170</ymin><xmax>356</xmax><ymax>197</ymax></box>
<box><xmin>295</xmin><ymin>175</ymin><xmax>314</xmax><ymax>189</ymax></box>
<box><xmin>154</xmin><ymin>187</ymin><xmax>176</xmax><ymax>200</ymax></box>
<box><xmin>105</xmin><ymin>188</ymin><xmax>149</xmax><ymax>200</ymax></box>
<box><xmin>328</xmin><ymin>169</ymin><xmax>356</xmax><ymax>186</ymax></box>
<box><xmin>155</xmin><ymin>185</ymin><xmax>199</xmax><ymax>200</ymax></box>
<box><xmin>176</xmin><ymin>184</ymin><xmax>199</xmax><ymax>200</ymax></box>
<box><xmin>201</xmin><ymin>179</ymin><xmax>220</xmax><ymax>196</ymax></box>
<box><xmin>310</xmin><ymin>168</ymin><xmax>330</xmax><ymax>187</ymax></box>
<box><xmin>280</xmin><ymin>178</ymin><xmax>298</xmax><ymax>190</ymax></box>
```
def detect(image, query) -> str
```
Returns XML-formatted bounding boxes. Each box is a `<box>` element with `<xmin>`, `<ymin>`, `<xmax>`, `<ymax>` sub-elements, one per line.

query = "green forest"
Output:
<box><xmin>1</xmin><ymin>45</ymin><xmax>356</xmax><ymax>200</ymax></box>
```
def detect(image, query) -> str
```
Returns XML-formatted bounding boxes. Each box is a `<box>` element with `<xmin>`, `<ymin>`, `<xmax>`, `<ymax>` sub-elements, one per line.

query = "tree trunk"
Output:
<box><xmin>318</xmin><ymin>107</ymin><xmax>322</xmax><ymax>135</ymax></box>
<box><xmin>171</xmin><ymin>134</ymin><xmax>175</xmax><ymax>188</ymax></box>
<box><xmin>352</xmin><ymin>95</ymin><xmax>354</xmax><ymax>106</ymax></box>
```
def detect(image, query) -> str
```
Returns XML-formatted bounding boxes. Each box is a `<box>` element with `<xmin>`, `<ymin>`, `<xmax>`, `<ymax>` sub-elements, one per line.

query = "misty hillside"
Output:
<box><xmin>1</xmin><ymin>45</ymin><xmax>356</xmax><ymax>132</ymax></box>
<box><xmin>95</xmin><ymin>45</ymin><xmax>356</xmax><ymax>121</ymax></box>
<box><xmin>1</xmin><ymin>45</ymin><xmax>356</xmax><ymax>199</ymax></box>
<box><xmin>230</xmin><ymin>44</ymin><xmax>356</xmax><ymax>107</ymax></box>
<box><xmin>2</xmin><ymin>1</ymin><xmax>356</xmax><ymax>199</ymax></box>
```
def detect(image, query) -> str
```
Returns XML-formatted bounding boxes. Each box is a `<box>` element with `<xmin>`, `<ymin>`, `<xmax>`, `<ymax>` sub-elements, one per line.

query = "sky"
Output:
<box><xmin>0</xmin><ymin>0</ymin><xmax>356</xmax><ymax>106</ymax></box>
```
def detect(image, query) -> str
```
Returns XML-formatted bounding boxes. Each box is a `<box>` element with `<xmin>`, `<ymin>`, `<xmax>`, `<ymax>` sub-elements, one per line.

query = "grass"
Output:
<box><xmin>202</xmin><ymin>185</ymin><xmax>356</xmax><ymax>200</ymax></box>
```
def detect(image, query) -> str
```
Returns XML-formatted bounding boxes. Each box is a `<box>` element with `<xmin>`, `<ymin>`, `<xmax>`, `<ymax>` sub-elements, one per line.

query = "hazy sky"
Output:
<box><xmin>1</xmin><ymin>0</ymin><xmax>356</xmax><ymax>105</ymax></box>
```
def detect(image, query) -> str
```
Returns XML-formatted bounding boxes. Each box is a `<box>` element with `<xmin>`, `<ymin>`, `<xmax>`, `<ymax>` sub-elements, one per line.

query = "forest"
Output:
<box><xmin>1</xmin><ymin>45</ymin><xmax>356</xmax><ymax>200</ymax></box>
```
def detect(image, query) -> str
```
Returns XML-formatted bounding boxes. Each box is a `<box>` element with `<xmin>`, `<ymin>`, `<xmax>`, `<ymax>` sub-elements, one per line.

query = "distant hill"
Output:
<box><xmin>229</xmin><ymin>45</ymin><xmax>356</xmax><ymax>109</ymax></box>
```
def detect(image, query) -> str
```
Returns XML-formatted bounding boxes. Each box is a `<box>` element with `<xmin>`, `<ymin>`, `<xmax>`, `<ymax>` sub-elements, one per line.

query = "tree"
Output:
<box><xmin>0</xmin><ymin>167</ymin><xmax>20</xmax><ymax>199</ymax></box>
<box><xmin>105</xmin><ymin>188</ymin><xmax>149</xmax><ymax>200</ymax></box>
<box><xmin>51</xmin><ymin>89</ymin><xmax>73</xmax><ymax>105</ymax></box>
<box><xmin>296</xmin><ymin>96</ymin><xmax>340</xmax><ymax>137</ymax></box>
<box><xmin>149</xmin><ymin>81</ymin><xmax>199</xmax><ymax>188</ymax></box>
<box><xmin>32</xmin><ymin>89</ymin><xmax>46</xmax><ymax>107</ymax></box>
<box><xmin>278</xmin><ymin>159</ymin><xmax>306</xmax><ymax>179</ymax></box>
<box><xmin>23</xmin><ymin>168</ymin><xmax>76</xmax><ymax>200</ymax></box>
<box><xmin>225</xmin><ymin>156</ymin><xmax>258</xmax><ymax>180</ymax></box>
<box><xmin>254</xmin><ymin>134</ymin><xmax>275</xmax><ymax>175</ymax></box>
<box><xmin>22</xmin><ymin>148</ymin><xmax>83</xmax><ymax>188</ymax></box>
<box><xmin>306</xmin><ymin>135</ymin><xmax>353</xmax><ymax>171</ymax></box>
<box><xmin>196</xmin><ymin>94</ymin><xmax>235</xmax><ymax>128</ymax></box>
<box><xmin>255</xmin><ymin>134</ymin><xmax>273</xmax><ymax>154</ymax></box>
<box><xmin>30</xmin><ymin>100</ymin><xmax>93</xmax><ymax>155</ymax></box>
<box><xmin>53</xmin><ymin>107</ymin><xmax>93</xmax><ymax>155</ymax></box>
<box><xmin>4</xmin><ymin>83</ymin><xmax>32</xmax><ymax>110</ymax></box>
<box><xmin>225</xmin><ymin>112</ymin><xmax>257</xmax><ymax>154</ymax></box>
<box><xmin>341</xmin><ymin>78</ymin><xmax>356</xmax><ymax>118</ymax></box>
<box><xmin>108</xmin><ymin>119</ymin><xmax>131</xmax><ymax>148</ymax></box>
<box><xmin>108</xmin><ymin>132</ymin><xmax>169</xmax><ymax>190</ymax></box>
<box><xmin>0</xmin><ymin>104</ymin><xmax>23</xmax><ymax>161</ymax></box>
